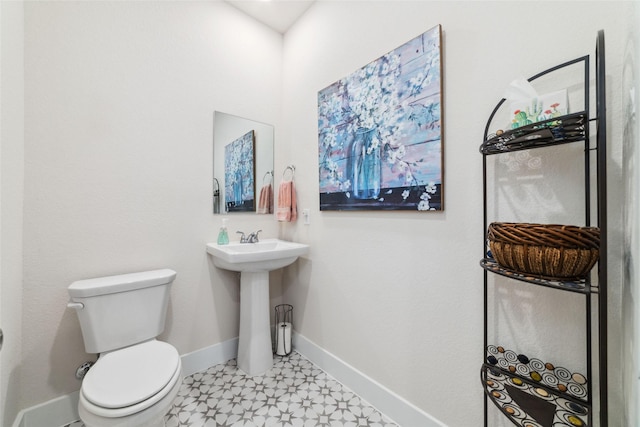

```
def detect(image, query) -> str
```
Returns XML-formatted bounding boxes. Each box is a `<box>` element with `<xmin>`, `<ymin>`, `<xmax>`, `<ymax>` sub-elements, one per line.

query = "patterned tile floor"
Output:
<box><xmin>65</xmin><ymin>351</ymin><xmax>399</xmax><ymax>427</ymax></box>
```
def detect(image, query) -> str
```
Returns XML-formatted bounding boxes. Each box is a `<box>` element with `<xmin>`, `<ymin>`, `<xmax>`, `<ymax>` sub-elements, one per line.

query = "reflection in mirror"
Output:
<box><xmin>224</xmin><ymin>130</ymin><xmax>255</xmax><ymax>212</ymax></box>
<box><xmin>213</xmin><ymin>112</ymin><xmax>274</xmax><ymax>214</ymax></box>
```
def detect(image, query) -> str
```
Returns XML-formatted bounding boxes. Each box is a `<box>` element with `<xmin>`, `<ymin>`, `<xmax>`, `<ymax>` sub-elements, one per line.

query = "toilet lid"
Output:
<box><xmin>82</xmin><ymin>340</ymin><xmax>180</xmax><ymax>409</ymax></box>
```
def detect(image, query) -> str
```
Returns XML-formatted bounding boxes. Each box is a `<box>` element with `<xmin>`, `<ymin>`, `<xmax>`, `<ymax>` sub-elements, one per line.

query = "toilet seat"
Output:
<box><xmin>81</xmin><ymin>340</ymin><xmax>181</xmax><ymax>418</ymax></box>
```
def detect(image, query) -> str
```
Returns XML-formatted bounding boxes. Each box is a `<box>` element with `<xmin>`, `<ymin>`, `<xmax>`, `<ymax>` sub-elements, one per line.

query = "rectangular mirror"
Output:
<box><xmin>213</xmin><ymin>111</ymin><xmax>274</xmax><ymax>214</ymax></box>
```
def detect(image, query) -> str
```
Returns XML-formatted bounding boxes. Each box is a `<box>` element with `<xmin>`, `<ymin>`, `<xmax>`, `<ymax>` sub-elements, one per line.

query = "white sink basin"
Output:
<box><xmin>206</xmin><ymin>238</ymin><xmax>309</xmax><ymax>272</ymax></box>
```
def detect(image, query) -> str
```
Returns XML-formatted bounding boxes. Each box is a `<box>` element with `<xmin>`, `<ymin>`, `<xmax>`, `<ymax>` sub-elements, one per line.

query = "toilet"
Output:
<box><xmin>67</xmin><ymin>269</ymin><xmax>183</xmax><ymax>427</ymax></box>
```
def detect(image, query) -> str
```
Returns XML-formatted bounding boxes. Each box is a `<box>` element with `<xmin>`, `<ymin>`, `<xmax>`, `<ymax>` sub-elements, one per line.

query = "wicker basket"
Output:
<box><xmin>488</xmin><ymin>222</ymin><xmax>600</xmax><ymax>280</ymax></box>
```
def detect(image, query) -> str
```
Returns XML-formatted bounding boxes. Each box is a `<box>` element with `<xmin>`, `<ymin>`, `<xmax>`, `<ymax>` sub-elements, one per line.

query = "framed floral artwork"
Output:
<box><xmin>224</xmin><ymin>130</ymin><xmax>256</xmax><ymax>212</ymax></box>
<box><xmin>318</xmin><ymin>25</ymin><xmax>443</xmax><ymax>211</ymax></box>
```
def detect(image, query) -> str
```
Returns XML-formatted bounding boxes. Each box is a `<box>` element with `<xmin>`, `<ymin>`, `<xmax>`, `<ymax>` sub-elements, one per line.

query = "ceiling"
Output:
<box><xmin>224</xmin><ymin>0</ymin><xmax>316</xmax><ymax>34</ymax></box>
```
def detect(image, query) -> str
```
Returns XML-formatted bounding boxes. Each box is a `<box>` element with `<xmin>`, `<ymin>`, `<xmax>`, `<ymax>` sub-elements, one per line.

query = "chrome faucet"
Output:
<box><xmin>237</xmin><ymin>230</ymin><xmax>262</xmax><ymax>243</ymax></box>
<box><xmin>247</xmin><ymin>230</ymin><xmax>262</xmax><ymax>243</ymax></box>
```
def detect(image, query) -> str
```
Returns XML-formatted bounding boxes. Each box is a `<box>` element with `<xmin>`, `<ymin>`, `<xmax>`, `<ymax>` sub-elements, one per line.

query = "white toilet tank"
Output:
<box><xmin>68</xmin><ymin>269</ymin><xmax>177</xmax><ymax>354</ymax></box>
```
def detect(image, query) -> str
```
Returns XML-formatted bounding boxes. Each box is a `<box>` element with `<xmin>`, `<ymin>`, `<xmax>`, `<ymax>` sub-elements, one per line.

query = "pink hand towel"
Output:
<box><xmin>276</xmin><ymin>180</ymin><xmax>297</xmax><ymax>222</ymax></box>
<box><xmin>257</xmin><ymin>183</ymin><xmax>273</xmax><ymax>214</ymax></box>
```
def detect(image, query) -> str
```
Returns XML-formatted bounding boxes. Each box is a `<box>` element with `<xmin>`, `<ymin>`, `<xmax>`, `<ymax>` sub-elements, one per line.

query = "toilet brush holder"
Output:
<box><xmin>274</xmin><ymin>304</ymin><xmax>293</xmax><ymax>356</ymax></box>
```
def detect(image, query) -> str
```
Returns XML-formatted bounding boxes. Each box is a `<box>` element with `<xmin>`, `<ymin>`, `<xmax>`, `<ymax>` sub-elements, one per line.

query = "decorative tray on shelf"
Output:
<box><xmin>481</xmin><ymin>345</ymin><xmax>591</xmax><ymax>427</ymax></box>
<box><xmin>480</xmin><ymin>112</ymin><xmax>587</xmax><ymax>155</ymax></box>
<box><xmin>480</xmin><ymin>258</ymin><xmax>594</xmax><ymax>294</ymax></box>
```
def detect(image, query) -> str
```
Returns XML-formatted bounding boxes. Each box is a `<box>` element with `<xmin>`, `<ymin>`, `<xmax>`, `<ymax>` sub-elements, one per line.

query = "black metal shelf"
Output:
<box><xmin>480</xmin><ymin>258</ymin><xmax>595</xmax><ymax>295</ymax></box>
<box><xmin>481</xmin><ymin>31</ymin><xmax>607</xmax><ymax>427</ymax></box>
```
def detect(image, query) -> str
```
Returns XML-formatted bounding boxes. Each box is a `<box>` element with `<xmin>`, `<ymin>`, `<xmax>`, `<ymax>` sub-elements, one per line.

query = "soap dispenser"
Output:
<box><xmin>217</xmin><ymin>218</ymin><xmax>229</xmax><ymax>245</ymax></box>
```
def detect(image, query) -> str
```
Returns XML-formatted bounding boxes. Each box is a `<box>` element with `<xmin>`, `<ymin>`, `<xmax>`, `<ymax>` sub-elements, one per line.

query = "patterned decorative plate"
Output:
<box><xmin>482</xmin><ymin>346</ymin><xmax>591</xmax><ymax>427</ymax></box>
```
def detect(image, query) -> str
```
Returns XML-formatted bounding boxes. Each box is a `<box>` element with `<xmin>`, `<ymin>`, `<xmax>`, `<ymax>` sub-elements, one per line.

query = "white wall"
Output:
<box><xmin>20</xmin><ymin>0</ymin><xmax>284</xmax><ymax>412</ymax></box>
<box><xmin>622</xmin><ymin>0</ymin><xmax>640</xmax><ymax>425</ymax></box>
<box><xmin>281</xmin><ymin>2</ymin><xmax>627</xmax><ymax>426</ymax></box>
<box><xmin>1</xmin><ymin>0</ymin><xmax>24</xmax><ymax>425</ymax></box>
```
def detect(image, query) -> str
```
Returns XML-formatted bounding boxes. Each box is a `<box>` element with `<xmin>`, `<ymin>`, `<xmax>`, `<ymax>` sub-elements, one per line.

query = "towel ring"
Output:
<box><xmin>282</xmin><ymin>165</ymin><xmax>295</xmax><ymax>181</ymax></box>
<box><xmin>263</xmin><ymin>171</ymin><xmax>273</xmax><ymax>185</ymax></box>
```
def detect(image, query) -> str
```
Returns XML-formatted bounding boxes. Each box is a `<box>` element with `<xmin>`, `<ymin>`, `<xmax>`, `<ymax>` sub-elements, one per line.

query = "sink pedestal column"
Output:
<box><xmin>237</xmin><ymin>271</ymin><xmax>273</xmax><ymax>376</ymax></box>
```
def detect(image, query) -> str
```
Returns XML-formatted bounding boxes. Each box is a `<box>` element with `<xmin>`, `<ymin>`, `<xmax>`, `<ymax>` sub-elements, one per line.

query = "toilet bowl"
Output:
<box><xmin>78</xmin><ymin>340</ymin><xmax>182</xmax><ymax>427</ymax></box>
<box><xmin>68</xmin><ymin>269</ymin><xmax>183</xmax><ymax>427</ymax></box>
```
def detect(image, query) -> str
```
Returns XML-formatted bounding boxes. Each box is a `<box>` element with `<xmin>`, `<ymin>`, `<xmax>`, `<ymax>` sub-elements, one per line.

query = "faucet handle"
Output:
<box><xmin>236</xmin><ymin>231</ymin><xmax>247</xmax><ymax>243</ymax></box>
<box><xmin>248</xmin><ymin>230</ymin><xmax>262</xmax><ymax>243</ymax></box>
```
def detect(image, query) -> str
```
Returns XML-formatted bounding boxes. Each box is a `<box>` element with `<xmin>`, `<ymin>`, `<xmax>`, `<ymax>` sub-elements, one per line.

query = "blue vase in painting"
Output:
<box><xmin>233</xmin><ymin>169</ymin><xmax>243</xmax><ymax>205</ymax></box>
<box><xmin>349</xmin><ymin>127</ymin><xmax>381</xmax><ymax>199</ymax></box>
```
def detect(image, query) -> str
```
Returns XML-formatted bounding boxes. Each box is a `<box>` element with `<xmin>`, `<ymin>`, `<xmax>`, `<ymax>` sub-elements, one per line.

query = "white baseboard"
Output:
<box><xmin>13</xmin><ymin>334</ymin><xmax>445</xmax><ymax>427</ymax></box>
<box><xmin>180</xmin><ymin>337</ymin><xmax>238</xmax><ymax>377</ymax></box>
<box><xmin>292</xmin><ymin>332</ymin><xmax>447</xmax><ymax>427</ymax></box>
<box><xmin>12</xmin><ymin>391</ymin><xmax>79</xmax><ymax>427</ymax></box>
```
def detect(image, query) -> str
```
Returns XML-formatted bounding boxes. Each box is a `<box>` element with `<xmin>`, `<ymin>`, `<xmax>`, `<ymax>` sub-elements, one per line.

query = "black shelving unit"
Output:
<box><xmin>480</xmin><ymin>31</ymin><xmax>607</xmax><ymax>427</ymax></box>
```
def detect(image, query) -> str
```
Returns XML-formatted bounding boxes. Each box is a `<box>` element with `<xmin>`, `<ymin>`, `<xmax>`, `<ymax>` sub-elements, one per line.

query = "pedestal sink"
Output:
<box><xmin>206</xmin><ymin>239</ymin><xmax>309</xmax><ymax>376</ymax></box>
